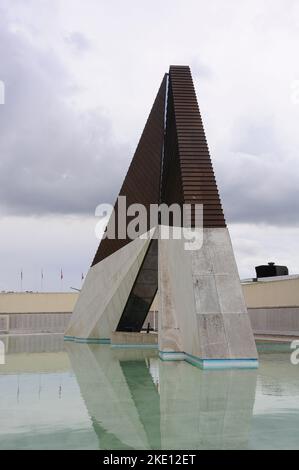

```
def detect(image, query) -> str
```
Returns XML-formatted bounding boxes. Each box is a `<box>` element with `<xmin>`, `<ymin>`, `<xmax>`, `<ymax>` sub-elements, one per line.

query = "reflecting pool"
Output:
<box><xmin>0</xmin><ymin>334</ymin><xmax>298</xmax><ymax>450</ymax></box>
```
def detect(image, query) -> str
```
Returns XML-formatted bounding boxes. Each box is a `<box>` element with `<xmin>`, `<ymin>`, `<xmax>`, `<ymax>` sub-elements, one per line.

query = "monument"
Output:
<box><xmin>65</xmin><ymin>65</ymin><xmax>258</xmax><ymax>369</ymax></box>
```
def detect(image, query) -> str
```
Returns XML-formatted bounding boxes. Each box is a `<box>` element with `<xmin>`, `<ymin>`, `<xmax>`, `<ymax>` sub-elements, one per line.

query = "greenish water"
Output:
<box><xmin>0</xmin><ymin>334</ymin><xmax>299</xmax><ymax>450</ymax></box>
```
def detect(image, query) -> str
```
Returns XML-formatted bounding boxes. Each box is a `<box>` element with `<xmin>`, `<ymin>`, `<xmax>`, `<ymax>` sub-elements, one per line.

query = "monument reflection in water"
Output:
<box><xmin>65</xmin><ymin>342</ymin><xmax>257</xmax><ymax>450</ymax></box>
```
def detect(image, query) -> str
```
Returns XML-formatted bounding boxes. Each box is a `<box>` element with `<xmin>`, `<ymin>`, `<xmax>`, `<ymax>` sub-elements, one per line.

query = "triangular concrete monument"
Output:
<box><xmin>65</xmin><ymin>66</ymin><xmax>258</xmax><ymax>369</ymax></box>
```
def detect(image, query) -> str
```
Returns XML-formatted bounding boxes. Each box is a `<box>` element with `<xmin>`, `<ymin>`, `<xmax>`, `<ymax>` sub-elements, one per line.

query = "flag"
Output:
<box><xmin>20</xmin><ymin>269</ymin><xmax>23</xmax><ymax>280</ymax></box>
<box><xmin>60</xmin><ymin>269</ymin><xmax>63</xmax><ymax>280</ymax></box>
<box><xmin>81</xmin><ymin>273</ymin><xmax>84</xmax><ymax>281</ymax></box>
<box><xmin>41</xmin><ymin>269</ymin><xmax>44</xmax><ymax>280</ymax></box>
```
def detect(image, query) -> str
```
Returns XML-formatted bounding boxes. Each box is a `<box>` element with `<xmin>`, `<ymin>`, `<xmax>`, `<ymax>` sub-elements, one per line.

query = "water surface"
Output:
<box><xmin>0</xmin><ymin>334</ymin><xmax>298</xmax><ymax>450</ymax></box>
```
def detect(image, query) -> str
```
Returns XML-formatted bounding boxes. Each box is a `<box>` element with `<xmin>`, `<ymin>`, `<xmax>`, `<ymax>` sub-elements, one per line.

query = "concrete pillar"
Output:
<box><xmin>158</xmin><ymin>226</ymin><xmax>258</xmax><ymax>369</ymax></box>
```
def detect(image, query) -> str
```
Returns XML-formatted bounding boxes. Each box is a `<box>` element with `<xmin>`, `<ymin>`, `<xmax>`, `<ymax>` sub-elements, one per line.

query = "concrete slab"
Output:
<box><xmin>65</xmin><ymin>229</ymin><xmax>156</xmax><ymax>341</ymax></box>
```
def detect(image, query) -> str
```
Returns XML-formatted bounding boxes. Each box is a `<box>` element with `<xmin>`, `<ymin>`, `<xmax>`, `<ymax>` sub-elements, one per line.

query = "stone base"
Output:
<box><xmin>64</xmin><ymin>335</ymin><xmax>111</xmax><ymax>344</ymax></box>
<box><xmin>111</xmin><ymin>331</ymin><xmax>158</xmax><ymax>348</ymax></box>
<box><xmin>159</xmin><ymin>350</ymin><xmax>258</xmax><ymax>369</ymax></box>
<box><xmin>65</xmin><ymin>225</ymin><xmax>258</xmax><ymax>371</ymax></box>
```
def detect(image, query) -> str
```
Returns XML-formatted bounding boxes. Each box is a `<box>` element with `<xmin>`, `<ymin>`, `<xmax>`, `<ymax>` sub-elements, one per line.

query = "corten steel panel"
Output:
<box><xmin>164</xmin><ymin>65</ymin><xmax>226</xmax><ymax>228</ymax></box>
<box><xmin>91</xmin><ymin>75</ymin><xmax>167</xmax><ymax>266</ymax></box>
<box><xmin>92</xmin><ymin>66</ymin><xmax>225</xmax><ymax>268</ymax></box>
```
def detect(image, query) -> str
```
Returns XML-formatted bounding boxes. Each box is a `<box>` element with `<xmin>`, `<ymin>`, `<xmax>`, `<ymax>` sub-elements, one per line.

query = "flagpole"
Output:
<box><xmin>41</xmin><ymin>269</ymin><xmax>43</xmax><ymax>292</ymax></box>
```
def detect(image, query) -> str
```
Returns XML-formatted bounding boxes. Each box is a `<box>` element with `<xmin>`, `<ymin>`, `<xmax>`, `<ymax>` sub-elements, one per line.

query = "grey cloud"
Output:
<box><xmin>1</xmin><ymin>4</ymin><xmax>298</xmax><ymax>229</ymax></box>
<box><xmin>190</xmin><ymin>58</ymin><xmax>213</xmax><ymax>80</ymax></box>
<box><xmin>0</xmin><ymin>11</ymin><xmax>129</xmax><ymax>216</ymax></box>
<box><xmin>231</xmin><ymin>119</ymin><xmax>283</xmax><ymax>156</ymax></box>
<box><xmin>65</xmin><ymin>31</ymin><xmax>91</xmax><ymax>53</ymax></box>
<box><xmin>217</xmin><ymin>150</ymin><xmax>299</xmax><ymax>226</ymax></box>
<box><xmin>212</xmin><ymin>116</ymin><xmax>299</xmax><ymax>227</ymax></box>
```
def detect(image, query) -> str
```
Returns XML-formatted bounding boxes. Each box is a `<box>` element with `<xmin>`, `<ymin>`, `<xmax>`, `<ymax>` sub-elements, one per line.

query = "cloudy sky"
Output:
<box><xmin>1</xmin><ymin>0</ymin><xmax>299</xmax><ymax>291</ymax></box>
